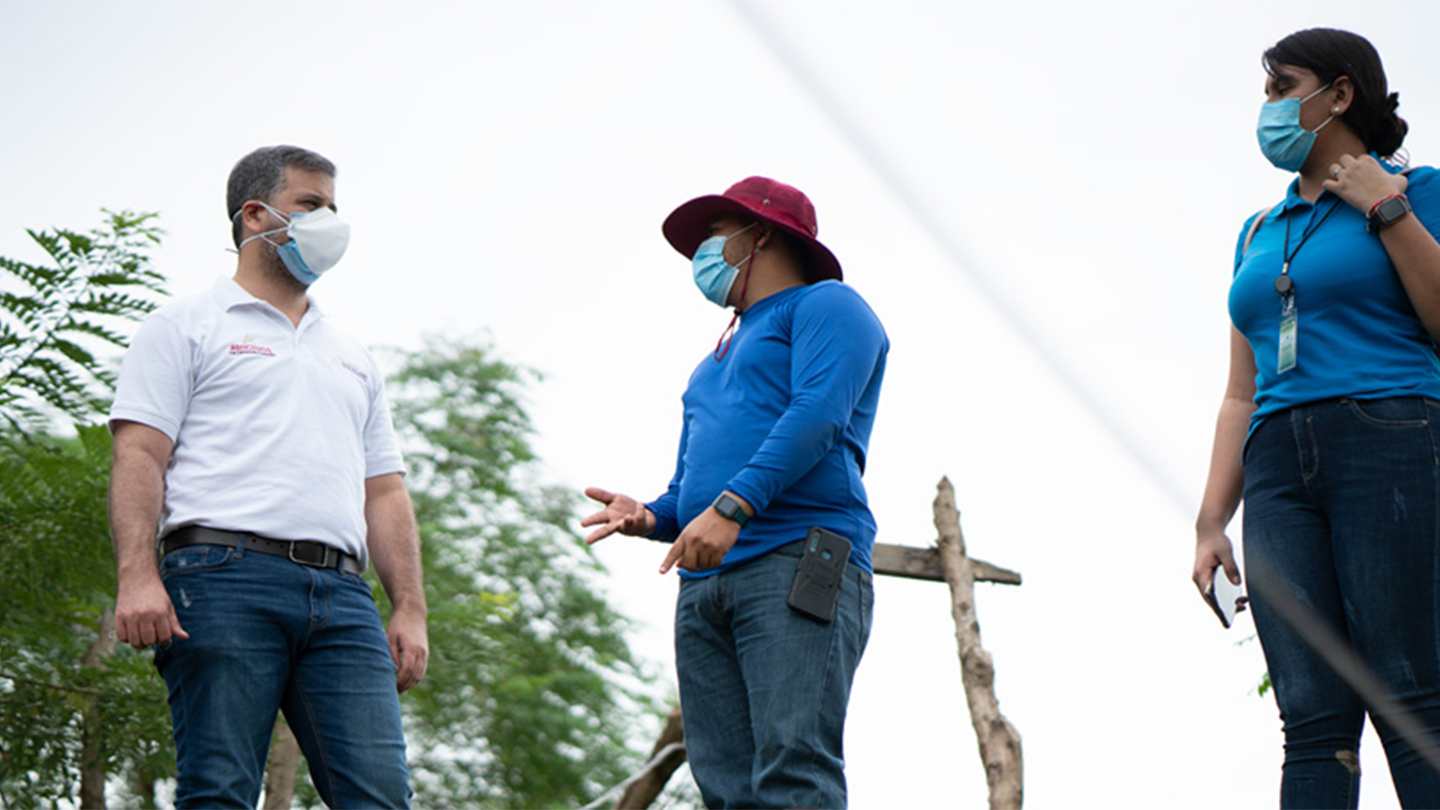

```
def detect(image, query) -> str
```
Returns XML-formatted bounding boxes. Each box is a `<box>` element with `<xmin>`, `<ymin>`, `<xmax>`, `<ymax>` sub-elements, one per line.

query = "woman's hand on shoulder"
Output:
<box><xmin>1324</xmin><ymin>153</ymin><xmax>1409</xmax><ymax>214</ymax></box>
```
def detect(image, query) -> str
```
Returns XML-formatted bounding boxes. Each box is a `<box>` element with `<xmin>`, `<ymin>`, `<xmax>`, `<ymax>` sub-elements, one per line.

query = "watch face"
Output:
<box><xmin>1379</xmin><ymin>196</ymin><xmax>1410</xmax><ymax>223</ymax></box>
<box><xmin>714</xmin><ymin>494</ymin><xmax>747</xmax><ymax>525</ymax></box>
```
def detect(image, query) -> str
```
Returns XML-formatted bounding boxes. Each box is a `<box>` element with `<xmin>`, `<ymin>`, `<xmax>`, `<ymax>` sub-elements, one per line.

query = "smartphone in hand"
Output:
<box><xmin>1204</xmin><ymin>570</ymin><xmax>1247</xmax><ymax>629</ymax></box>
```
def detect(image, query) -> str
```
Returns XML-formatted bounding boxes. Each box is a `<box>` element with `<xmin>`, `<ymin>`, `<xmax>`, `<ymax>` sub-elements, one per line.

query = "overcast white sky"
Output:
<box><xmin>6</xmin><ymin>1</ymin><xmax>1440</xmax><ymax>807</ymax></box>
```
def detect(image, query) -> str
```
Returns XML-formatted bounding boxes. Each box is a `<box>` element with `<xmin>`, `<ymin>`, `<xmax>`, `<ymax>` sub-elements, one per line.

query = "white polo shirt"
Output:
<box><xmin>110</xmin><ymin>277</ymin><xmax>405</xmax><ymax>564</ymax></box>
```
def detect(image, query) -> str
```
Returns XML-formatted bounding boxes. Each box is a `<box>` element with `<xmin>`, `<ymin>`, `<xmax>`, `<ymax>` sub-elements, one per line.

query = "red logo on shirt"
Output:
<box><xmin>229</xmin><ymin>343</ymin><xmax>274</xmax><ymax>357</ymax></box>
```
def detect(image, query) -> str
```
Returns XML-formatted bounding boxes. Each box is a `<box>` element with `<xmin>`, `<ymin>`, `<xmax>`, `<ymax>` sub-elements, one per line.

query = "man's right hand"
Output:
<box><xmin>110</xmin><ymin>420</ymin><xmax>183</xmax><ymax>648</ymax></box>
<box><xmin>115</xmin><ymin>572</ymin><xmax>188</xmax><ymax>649</ymax></box>
<box><xmin>581</xmin><ymin>487</ymin><xmax>655</xmax><ymax>544</ymax></box>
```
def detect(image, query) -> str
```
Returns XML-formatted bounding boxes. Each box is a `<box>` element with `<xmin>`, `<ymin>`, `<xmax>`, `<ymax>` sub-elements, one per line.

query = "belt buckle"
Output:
<box><xmin>288</xmin><ymin>541</ymin><xmax>329</xmax><ymax>568</ymax></box>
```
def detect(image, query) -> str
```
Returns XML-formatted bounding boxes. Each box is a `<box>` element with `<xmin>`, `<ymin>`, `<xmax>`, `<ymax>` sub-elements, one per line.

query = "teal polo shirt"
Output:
<box><xmin>1229</xmin><ymin>160</ymin><xmax>1440</xmax><ymax>431</ymax></box>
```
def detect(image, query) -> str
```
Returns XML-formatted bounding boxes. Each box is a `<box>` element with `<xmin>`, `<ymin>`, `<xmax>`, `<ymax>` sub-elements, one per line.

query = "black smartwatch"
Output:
<box><xmin>711</xmin><ymin>492</ymin><xmax>751</xmax><ymax>528</ymax></box>
<box><xmin>1368</xmin><ymin>194</ymin><xmax>1412</xmax><ymax>233</ymax></box>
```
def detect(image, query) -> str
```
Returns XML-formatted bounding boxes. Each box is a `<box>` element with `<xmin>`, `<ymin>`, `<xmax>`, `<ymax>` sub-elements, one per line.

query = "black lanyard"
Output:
<box><xmin>1275</xmin><ymin>198</ymin><xmax>1343</xmax><ymax>296</ymax></box>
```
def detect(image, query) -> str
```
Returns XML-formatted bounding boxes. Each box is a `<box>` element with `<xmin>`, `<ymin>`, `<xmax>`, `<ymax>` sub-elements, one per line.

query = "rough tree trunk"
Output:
<box><xmin>131</xmin><ymin>770</ymin><xmax>156</xmax><ymax>809</ymax></box>
<box><xmin>79</xmin><ymin>606</ymin><xmax>117</xmax><ymax>810</ymax></box>
<box><xmin>614</xmin><ymin>703</ymin><xmax>687</xmax><ymax>809</ymax></box>
<box><xmin>262</xmin><ymin>717</ymin><xmax>301</xmax><ymax>810</ymax></box>
<box><xmin>933</xmin><ymin>477</ymin><xmax>1023</xmax><ymax>809</ymax></box>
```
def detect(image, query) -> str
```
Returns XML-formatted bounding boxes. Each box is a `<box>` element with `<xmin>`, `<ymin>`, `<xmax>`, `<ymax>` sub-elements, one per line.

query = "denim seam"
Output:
<box><xmin>292</xmin><ymin>571</ymin><xmax>338</xmax><ymax>805</ymax></box>
<box><xmin>801</xmin><ymin>579</ymin><xmax>846</xmax><ymax>802</ymax></box>
<box><xmin>1295</xmin><ymin>412</ymin><xmax>1320</xmax><ymax>488</ymax></box>
<box><xmin>1429</xmin><ymin>402</ymin><xmax>1440</xmax><ymax>688</ymax></box>
<box><xmin>1344</xmin><ymin>398</ymin><xmax>1430</xmax><ymax>428</ymax></box>
<box><xmin>307</xmin><ymin>568</ymin><xmax>334</xmax><ymax>632</ymax></box>
<box><xmin>158</xmin><ymin>545</ymin><xmax>237</xmax><ymax>579</ymax></box>
<box><xmin>289</xmin><ymin>674</ymin><xmax>337</xmax><ymax>803</ymax></box>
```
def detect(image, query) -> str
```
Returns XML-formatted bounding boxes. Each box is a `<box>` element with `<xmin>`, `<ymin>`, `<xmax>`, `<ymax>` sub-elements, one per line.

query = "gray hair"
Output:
<box><xmin>226</xmin><ymin>145</ymin><xmax>336</xmax><ymax>247</ymax></box>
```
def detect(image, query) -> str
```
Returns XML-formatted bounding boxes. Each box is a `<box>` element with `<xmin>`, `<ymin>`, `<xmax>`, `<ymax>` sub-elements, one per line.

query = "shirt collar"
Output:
<box><xmin>211</xmin><ymin>276</ymin><xmax>325</xmax><ymax>324</ymax></box>
<box><xmin>1277</xmin><ymin>151</ymin><xmax>1402</xmax><ymax>216</ymax></box>
<box><xmin>737</xmin><ymin>282</ymin><xmax>811</xmax><ymax>318</ymax></box>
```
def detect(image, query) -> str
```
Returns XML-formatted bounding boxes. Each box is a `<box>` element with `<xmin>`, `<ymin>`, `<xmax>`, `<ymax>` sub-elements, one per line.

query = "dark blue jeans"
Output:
<box><xmin>1244</xmin><ymin>397</ymin><xmax>1440</xmax><ymax>809</ymax></box>
<box><xmin>155</xmin><ymin>542</ymin><xmax>410</xmax><ymax>809</ymax></box>
<box><xmin>674</xmin><ymin>539</ymin><xmax>873</xmax><ymax>809</ymax></box>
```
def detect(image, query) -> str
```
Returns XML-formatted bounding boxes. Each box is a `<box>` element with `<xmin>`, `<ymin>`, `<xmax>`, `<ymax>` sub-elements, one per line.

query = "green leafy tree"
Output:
<box><xmin>383</xmin><ymin>336</ymin><xmax>658</xmax><ymax>809</ymax></box>
<box><xmin>1</xmin><ymin>212</ymin><xmax>661</xmax><ymax>806</ymax></box>
<box><xmin>0</xmin><ymin>211</ymin><xmax>171</xmax><ymax>808</ymax></box>
<box><xmin>0</xmin><ymin>427</ymin><xmax>174</xmax><ymax>809</ymax></box>
<box><xmin>0</xmin><ymin>209</ymin><xmax>165</xmax><ymax>432</ymax></box>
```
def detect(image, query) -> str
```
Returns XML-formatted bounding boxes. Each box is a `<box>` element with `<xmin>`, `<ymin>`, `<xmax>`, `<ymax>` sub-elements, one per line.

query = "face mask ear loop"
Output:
<box><xmin>232</xmin><ymin>202</ymin><xmax>289</xmax><ymax>253</ymax></box>
<box><xmin>712</xmin><ymin>234</ymin><xmax>761</xmax><ymax>362</ymax></box>
<box><xmin>1304</xmin><ymin>82</ymin><xmax>1337</xmax><ymax>134</ymax></box>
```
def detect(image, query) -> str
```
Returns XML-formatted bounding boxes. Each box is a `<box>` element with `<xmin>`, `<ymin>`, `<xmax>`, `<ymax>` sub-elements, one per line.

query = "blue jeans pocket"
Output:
<box><xmin>1343</xmin><ymin>396</ymin><xmax>1430</xmax><ymax>427</ymax></box>
<box><xmin>158</xmin><ymin>543</ymin><xmax>236</xmax><ymax>578</ymax></box>
<box><xmin>338</xmin><ymin>569</ymin><xmax>377</xmax><ymax>601</ymax></box>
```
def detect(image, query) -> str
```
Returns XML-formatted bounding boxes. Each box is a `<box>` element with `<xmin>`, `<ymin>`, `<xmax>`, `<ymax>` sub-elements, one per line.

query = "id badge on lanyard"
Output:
<box><xmin>1272</xmin><ymin>199</ymin><xmax>1340</xmax><ymax>376</ymax></box>
<box><xmin>1278</xmin><ymin>294</ymin><xmax>1297</xmax><ymax>374</ymax></box>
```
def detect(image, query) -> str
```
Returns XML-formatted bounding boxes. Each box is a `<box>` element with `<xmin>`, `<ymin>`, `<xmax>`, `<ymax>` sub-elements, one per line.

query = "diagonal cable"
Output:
<box><xmin>729</xmin><ymin>0</ymin><xmax>1193</xmax><ymax>515</ymax></box>
<box><xmin>730</xmin><ymin>0</ymin><xmax>1440</xmax><ymax>777</ymax></box>
<box><xmin>1246</xmin><ymin>556</ymin><xmax>1440</xmax><ymax>775</ymax></box>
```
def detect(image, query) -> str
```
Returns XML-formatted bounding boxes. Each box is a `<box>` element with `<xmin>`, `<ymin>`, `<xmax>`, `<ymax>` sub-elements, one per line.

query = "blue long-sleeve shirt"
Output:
<box><xmin>646</xmin><ymin>280</ymin><xmax>889</xmax><ymax>578</ymax></box>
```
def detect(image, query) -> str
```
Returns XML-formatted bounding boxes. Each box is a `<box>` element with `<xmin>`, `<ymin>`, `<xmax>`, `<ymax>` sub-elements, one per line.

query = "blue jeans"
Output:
<box><xmin>1243</xmin><ymin>397</ymin><xmax>1440</xmax><ymax>809</ymax></box>
<box><xmin>155</xmin><ymin>542</ymin><xmax>410</xmax><ymax>809</ymax></box>
<box><xmin>674</xmin><ymin>539</ymin><xmax>873</xmax><ymax>809</ymax></box>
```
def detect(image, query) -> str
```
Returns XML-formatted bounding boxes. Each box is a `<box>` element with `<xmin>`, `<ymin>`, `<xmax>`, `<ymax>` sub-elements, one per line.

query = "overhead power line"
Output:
<box><xmin>729</xmin><ymin>3</ymin><xmax>1440</xmax><ymax>778</ymax></box>
<box><xmin>729</xmin><ymin>0</ymin><xmax>1194</xmax><ymax>516</ymax></box>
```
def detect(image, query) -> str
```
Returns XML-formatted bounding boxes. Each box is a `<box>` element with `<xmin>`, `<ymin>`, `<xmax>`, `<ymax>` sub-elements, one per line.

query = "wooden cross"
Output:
<box><xmin>612</xmin><ymin>476</ymin><xmax>1024</xmax><ymax>810</ymax></box>
<box><xmin>870</xmin><ymin>476</ymin><xmax>1024</xmax><ymax>810</ymax></box>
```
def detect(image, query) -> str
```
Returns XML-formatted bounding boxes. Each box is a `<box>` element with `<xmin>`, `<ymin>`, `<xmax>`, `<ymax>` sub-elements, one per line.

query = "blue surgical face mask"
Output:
<box><xmin>1257</xmin><ymin>82</ymin><xmax>1335</xmax><ymax>172</ymax></box>
<box><xmin>691</xmin><ymin>223</ymin><xmax>757</xmax><ymax>307</ymax></box>
<box><xmin>237</xmin><ymin>202</ymin><xmax>351</xmax><ymax>286</ymax></box>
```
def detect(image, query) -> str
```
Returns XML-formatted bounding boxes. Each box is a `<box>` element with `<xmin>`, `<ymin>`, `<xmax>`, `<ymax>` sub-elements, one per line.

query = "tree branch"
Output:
<box><xmin>934</xmin><ymin>476</ymin><xmax>1023</xmax><ymax>810</ymax></box>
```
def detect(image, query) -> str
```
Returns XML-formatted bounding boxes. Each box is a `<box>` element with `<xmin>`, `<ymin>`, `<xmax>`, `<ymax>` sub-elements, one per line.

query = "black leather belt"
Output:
<box><xmin>161</xmin><ymin>526</ymin><xmax>363</xmax><ymax>575</ymax></box>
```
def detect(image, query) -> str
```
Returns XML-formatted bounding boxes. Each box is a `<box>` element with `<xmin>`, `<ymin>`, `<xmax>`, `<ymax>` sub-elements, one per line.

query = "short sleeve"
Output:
<box><xmin>362</xmin><ymin>356</ymin><xmax>406</xmax><ymax>479</ymax></box>
<box><xmin>109</xmin><ymin>313</ymin><xmax>194</xmax><ymax>441</ymax></box>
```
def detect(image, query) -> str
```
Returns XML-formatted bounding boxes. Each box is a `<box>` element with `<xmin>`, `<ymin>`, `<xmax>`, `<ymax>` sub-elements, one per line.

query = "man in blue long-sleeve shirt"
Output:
<box><xmin>584</xmin><ymin>176</ymin><xmax>888</xmax><ymax>809</ymax></box>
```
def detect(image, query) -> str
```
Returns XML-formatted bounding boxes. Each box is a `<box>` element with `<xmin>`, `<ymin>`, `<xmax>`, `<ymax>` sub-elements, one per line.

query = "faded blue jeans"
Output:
<box><xmin>155</xmin><ymin>541</ymin><xmax>410</xmax><ymax>809</ymax></box>
<box><xmin>1244</xmin><ymin>397</ymin><xmax>1440</xmax><ymax>809</ymax></box>
<box><xmin>675</xmin><ymin>539</ymin><xmax>873</xmax><ymax>809</ymax></box>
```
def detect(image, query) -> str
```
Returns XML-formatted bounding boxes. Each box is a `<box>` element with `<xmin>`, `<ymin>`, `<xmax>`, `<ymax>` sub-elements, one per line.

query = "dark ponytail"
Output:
<box><xmin>1264</xmin><ymin>28</ymin><xmax>1409</xmax><ymax>160</ymax></box>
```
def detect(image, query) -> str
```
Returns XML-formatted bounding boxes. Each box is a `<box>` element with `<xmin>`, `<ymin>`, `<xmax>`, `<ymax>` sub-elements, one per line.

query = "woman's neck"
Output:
<box><xmin>1297</xmin><ymin>131</ymin><xmax>1369</xmax><ymax>202</ymax></box>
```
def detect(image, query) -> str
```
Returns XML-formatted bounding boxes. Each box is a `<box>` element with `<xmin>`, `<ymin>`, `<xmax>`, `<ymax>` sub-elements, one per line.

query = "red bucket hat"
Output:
<box><xmin>662</xmin><ymin>176</ymin><xmax>843</xmax><ymax>282</ymax></box>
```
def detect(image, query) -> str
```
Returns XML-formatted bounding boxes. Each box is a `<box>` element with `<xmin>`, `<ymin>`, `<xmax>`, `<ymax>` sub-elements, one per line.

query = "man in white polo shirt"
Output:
<box><xmin>108</xmin><ymin>145</ymin><xmax>426</xmax><ymax>809</ymax></box>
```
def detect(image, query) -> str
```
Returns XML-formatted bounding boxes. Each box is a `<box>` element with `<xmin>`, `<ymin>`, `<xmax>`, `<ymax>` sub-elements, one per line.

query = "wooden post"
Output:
<box><xmin>934</xmin><ymin>476</ymin><xmax>1023</xmax><ymax>809</ymax></box>
<box><xmin>261</xmin><ymin>717</ymin><xmax>301</xmax><ymax>810</ymax></box>
<box><xmin>613</xmin><ymin>704</ymin><xmax>687</xmax><ymax>809</ymax></box>
<box><xmin>610</xmin><ymin>476</ymin><xmax>1024</xmax><ymax>808</ymax></box>
<box><xmin>79</xmin><ymin>606</ymin><xmax>117</xmax><ymax>810</ymax></box>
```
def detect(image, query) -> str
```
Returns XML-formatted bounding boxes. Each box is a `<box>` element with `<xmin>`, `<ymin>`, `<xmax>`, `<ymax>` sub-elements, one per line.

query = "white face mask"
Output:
<box><xmin>238</xmin><ymin>202</ymin><xmax>350</xmax><ymax>286</ymax></box>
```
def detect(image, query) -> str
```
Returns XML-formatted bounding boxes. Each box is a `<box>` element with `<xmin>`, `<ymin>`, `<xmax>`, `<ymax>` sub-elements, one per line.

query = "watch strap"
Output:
<box><xmin>1367</xmin><ymin>193</ymin><xmax>1411</xmax><ymax>233</ymax></box>
<box><xmin>711</xmin><ymin>493</ymin><xmax>750</xmax><ymax>528</ymax></box>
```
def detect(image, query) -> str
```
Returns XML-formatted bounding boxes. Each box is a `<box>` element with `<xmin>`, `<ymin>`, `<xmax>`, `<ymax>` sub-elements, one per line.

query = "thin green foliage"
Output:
<box><xmin>0</xmin><ymin>428</ymin><xmax>174</xmax><ymax>810</ymax></box>
<box><xmin>0</xmin><ymin>210</ymin><xmax>165</xmax><ymax>433</ymax></box>
<box><xmin>0</xmin><ymin>211</ymin><xmax>170</xmax><ymax>809</ymax></box>
<box><xmin>377</xmin><ymin>335</ymin><xmax>661</xmax><ymax>810</ymax></box>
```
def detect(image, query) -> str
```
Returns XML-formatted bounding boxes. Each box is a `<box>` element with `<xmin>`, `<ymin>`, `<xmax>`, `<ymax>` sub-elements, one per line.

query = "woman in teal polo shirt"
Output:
<box><xmin>1194</xmin><ymin>28</ymin><xmax>1440</xmax><ymax>808</ymax></box>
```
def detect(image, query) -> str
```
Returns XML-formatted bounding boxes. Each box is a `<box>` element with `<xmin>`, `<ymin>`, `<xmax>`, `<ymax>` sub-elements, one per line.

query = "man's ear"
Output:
<box><xmin>238</xmin><ymin>201</ymin><xmax>269</xmax><ymax>240</ymax></box>
<box><xmin>755</xmin><ymin>225</ymin><xmax>773</xmax><ymax>249</ymax></box>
